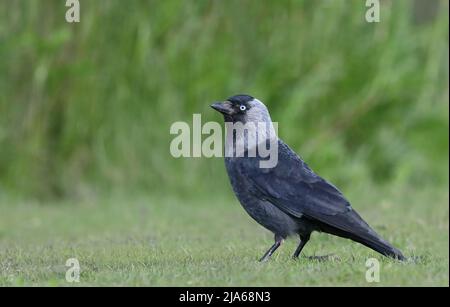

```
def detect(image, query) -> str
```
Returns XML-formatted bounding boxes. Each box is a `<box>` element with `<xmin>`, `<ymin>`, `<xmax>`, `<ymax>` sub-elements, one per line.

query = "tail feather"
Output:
<box><xmin>310</xmin><ymin>212</ymin><xmax>406</xmax><ymax>261</ymax></box>
<box><xmin>346</xmin><ymin>231</ymin><xmax>406</xmax><ymax>261</ymax></box>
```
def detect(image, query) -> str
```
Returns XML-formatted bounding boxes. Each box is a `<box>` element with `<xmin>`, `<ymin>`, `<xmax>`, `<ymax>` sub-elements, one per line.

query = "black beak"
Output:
<box><xmin>211</xmin><ymin>101</ymin><xmax>234</xmax><ymax>115</ymax></box>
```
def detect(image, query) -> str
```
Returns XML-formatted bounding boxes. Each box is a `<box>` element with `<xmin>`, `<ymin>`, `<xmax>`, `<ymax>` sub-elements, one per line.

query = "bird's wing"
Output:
<box><xmin>247</xmin><ymin>141</ymin><xmax>371</xmax><ymax>233</ymax></box>
<box><xmin>245</xmin><ymin>140</ymin><xmax>405</xmax><ymax>259</ymax></box>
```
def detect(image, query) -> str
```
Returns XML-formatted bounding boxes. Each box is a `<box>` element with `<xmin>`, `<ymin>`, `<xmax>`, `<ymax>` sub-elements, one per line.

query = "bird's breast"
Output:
<box><xmin>224</xmin><ymin>157</ymin><xmax>300</xmax><ymax>237</ymax></box>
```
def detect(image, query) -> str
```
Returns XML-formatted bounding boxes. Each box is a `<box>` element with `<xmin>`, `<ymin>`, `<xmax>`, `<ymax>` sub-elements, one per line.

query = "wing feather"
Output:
<box><xmin>248</xmin><ymin>141</ymin><xmax>370</xmax><ymax>233</ymax></box>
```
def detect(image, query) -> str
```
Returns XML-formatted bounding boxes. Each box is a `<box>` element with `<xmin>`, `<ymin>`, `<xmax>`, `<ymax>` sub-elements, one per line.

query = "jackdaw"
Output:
<box><xmin>211</xmin><ymin>94</ymin><xmax>405</xmax><ymax>261</ymax></box>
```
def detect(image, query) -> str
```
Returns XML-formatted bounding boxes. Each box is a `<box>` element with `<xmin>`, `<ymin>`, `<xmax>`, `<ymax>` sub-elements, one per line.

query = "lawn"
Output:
<box><xmin>0</xmin><ymin>185</ymin><xmax>448</xmax><ymax>286</ymax></box>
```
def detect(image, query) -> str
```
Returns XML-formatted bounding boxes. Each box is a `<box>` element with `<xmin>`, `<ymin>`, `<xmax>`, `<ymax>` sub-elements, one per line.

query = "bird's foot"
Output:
<box><xmin>259</xmin><ymin>256</ymin><xmax>270</xmax><ymax>262</ymax></box>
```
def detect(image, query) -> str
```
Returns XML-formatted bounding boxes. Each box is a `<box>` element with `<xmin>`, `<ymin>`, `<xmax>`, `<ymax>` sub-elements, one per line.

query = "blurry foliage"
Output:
<box><xmin>0</xmin><ymin>0</ymin><xmax>448</xmax><ymax>199</ymax></box>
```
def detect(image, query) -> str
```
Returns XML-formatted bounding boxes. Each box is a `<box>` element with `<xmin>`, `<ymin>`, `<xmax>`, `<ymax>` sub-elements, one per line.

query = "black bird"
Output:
<box><xmin>211</xmin><ymin>94</ymin><xmax>405</xmax><ymax>262</ymax></box>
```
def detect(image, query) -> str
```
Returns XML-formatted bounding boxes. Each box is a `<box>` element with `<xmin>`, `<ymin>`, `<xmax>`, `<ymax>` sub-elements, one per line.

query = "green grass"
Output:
<box><xmin>1</xmin><ymin>186</ymin><xmax>448</xmax><ymax>286</ymax></box>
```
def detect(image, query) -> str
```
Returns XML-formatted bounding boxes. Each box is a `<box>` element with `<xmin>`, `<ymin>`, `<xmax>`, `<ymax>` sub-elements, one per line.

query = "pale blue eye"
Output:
<box><xmin>240</xmin><ymin>105</ymin><xmax>246</xmax><ymax>111</ymax></box>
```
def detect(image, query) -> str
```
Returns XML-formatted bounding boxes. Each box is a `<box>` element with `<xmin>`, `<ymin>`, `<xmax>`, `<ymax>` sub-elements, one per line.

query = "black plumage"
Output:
<box><xmin>211</xmin><ymin>95</ymin><xmax>405</xmax><ymax>262</ymax></box>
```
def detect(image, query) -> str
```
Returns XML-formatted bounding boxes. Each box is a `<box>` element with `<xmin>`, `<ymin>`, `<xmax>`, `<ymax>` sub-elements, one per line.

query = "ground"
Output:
<box><xmin>0</xmin><ymin>186</ymin><xmax>448</xmax><ymax>286</ymax></box>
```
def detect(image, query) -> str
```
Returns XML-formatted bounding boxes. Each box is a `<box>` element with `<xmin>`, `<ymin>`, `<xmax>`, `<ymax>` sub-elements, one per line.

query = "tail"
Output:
<box><xmin>312</xmin><ymin>211</ymin><xmax>406</xmax><ymax>261</ymax></box>
<box><xmin>346</xmin><ymin>211</ymin><xmax>405</xmax><ymax>261</ymax></box>
<box><xmin>347</xmin><ymin>231</ymin><xmax>406</xmax><ymax>261</ymax></box>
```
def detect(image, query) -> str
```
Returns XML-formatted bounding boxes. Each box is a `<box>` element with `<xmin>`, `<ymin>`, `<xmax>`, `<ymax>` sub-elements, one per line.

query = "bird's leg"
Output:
<box><xmin>292</xmin><ymin>234</ymin><xmax>310</xmax><ymax>259</ymax></box>
<box><xmin>259</xmin><ymin>235</ymin><xmax>284</xmax><ymax>262</ymax></box>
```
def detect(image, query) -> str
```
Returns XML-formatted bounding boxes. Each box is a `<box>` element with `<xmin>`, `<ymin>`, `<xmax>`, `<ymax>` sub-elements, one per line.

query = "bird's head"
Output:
<box><xmin>210</xmin><ymin>94</ymin><xmax>272</xmax><ymax>124</ymax></box>
<box><xmin>211</xmin><ymin>95</ymin><xmax>278</xmax><ymax>167</ymax></box>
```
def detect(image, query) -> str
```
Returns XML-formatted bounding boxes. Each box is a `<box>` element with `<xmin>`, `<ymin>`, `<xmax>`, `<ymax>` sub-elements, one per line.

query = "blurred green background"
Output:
<box><xmin>0</xmin><ymin>0</ymin><xmax>448</xmax><ymax>200</ymax></box>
